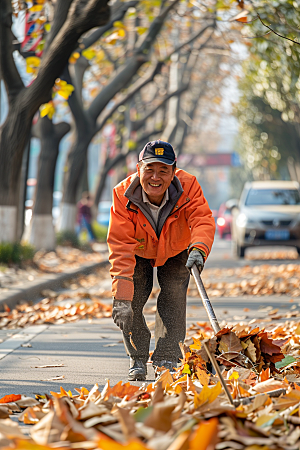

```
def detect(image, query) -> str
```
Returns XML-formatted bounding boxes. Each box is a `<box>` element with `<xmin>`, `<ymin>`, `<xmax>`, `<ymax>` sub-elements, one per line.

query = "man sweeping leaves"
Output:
<box><xmin>108</xmin><ymin>140</ymin><xmax>215</xmax><ymax>381</ymax></box>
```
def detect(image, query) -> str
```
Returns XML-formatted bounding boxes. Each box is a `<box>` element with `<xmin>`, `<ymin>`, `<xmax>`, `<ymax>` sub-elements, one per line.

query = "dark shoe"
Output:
<box><xmin>128</xmin><ymin>358</ymin><xmax>147</xmax><ymax>381</ymax></box>
<box><xmin>153</xmin><ymin>360</ymin><xmax>178</xmax><ymax>377</ymax></box>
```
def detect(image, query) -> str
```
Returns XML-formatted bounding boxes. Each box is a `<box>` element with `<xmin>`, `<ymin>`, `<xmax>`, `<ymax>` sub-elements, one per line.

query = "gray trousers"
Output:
<box><xmin>123</xmin><ymin>250</ymin><xmax>190</xmax><ymax>364</ymax></box>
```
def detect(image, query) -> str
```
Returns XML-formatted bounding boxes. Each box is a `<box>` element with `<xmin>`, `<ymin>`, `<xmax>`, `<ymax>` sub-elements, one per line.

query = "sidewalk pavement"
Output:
<box><xmin>0</xmin><ymin>244</ymin><xmax>109</xmax><ymax>311</ymax></box>
<box><xmin>0</xmin><ymin>292</ymin><xmax>298</xmax><ymax>397</ymax></box>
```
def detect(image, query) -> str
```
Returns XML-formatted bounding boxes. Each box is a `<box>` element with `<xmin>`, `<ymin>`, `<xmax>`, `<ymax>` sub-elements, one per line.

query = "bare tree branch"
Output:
<box><xmin>76</xmin><ymin>0</ymin><xmax>140</xmax><ymax>53</ymax></box>
<box><xmin>44</xmin><ymin>0</ymin><xmax>74</xmax><ymax>52</ymax></box>
<box><xmin>131</xmin><ymin>83</ymin><xmax>188</xmax><ymax>132</ymax></box>
<box><xmin>88</xmin><ymin>0</ymin><xmax>180</xmax><ymax>122</ymax></box>
<box><xmin>95</xmin><ymin>61</ymin><xmax>163</xmax><ymax>133</ymax></box>
<box><xmin>256</xmin><ymin>12</ymin><xmax>300</xmax><ymax>45</ymax></box>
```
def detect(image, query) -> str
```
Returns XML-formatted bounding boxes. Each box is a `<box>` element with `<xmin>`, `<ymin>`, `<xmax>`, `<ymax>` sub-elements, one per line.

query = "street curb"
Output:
<box><xmin>0</xmin><ymin>259</ymin><xmax>109</xmax><ymax>312</ymax></box>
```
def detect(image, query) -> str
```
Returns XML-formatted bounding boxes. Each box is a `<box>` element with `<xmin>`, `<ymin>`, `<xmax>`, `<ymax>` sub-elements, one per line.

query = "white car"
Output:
<box><xmin>231</xmin><ymin>180</ymin><xmax>300</xmax><ymax>258</ymax></box>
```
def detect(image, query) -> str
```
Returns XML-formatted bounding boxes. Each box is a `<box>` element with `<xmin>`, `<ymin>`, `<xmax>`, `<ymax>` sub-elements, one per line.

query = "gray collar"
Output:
<box><xmin>124</xmin><ymin>174</ymin><xmax>183</xmax><ymax>237</ymax></box>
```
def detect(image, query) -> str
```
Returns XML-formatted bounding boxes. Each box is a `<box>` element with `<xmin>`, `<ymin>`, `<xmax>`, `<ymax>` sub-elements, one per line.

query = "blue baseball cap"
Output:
<box><xmin>139</xmin><ymin>140</ymin><xmax>176</xmax><ymax>165</ymax></box>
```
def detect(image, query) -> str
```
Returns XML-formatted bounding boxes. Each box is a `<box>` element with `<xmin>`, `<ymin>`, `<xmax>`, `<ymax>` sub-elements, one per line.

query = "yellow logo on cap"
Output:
<box><xmin>155</xmin><ymin>148</ymin><xmax>164</xmax><ymax>155</ymax></box>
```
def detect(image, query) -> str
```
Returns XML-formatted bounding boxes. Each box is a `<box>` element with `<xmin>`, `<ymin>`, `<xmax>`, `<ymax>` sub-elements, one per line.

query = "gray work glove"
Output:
<box><xmin>112</xmin><ymin>300</ymin><xmax>133</xmax><ymax>333</ymax></box>
<box><xmin>185</xmin><ymin>249</ymin><xmax>204</xmax><ymax>274</ymax></box>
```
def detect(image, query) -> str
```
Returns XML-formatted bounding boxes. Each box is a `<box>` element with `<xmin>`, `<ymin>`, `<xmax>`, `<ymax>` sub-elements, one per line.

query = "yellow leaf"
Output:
<box><xmin>194</xmin><ymin>382</ymin><xmax>222</xmax><ymax>409</ymax></box>
<box><xmin>26</xmin><ymin>56</ymin><xmax>41</xmax><ymax>68</ymax></box>
<box><xmin>229</xmin><ymin>371</ymin><xmax>239</xmax><ymax>380</ymax></box>
<box><xmin>113</xmin><ymin>21</ymin><xmax>125</xmax><ymax>28</ymax></box>
<box><xmin>256</xmin><ymin>413</ymin><xmax>279</xmax><ymax>427</ymax></box>
<box><xmin>182</xmin><ymin>364</ymin><xmax>191</xmax><ymax>375</ymax></box>
<box><xmin>95</xmin><ymin>50</ymin><xmax>106</xmax><ymax>63</ymax></box>
<box><xmin>82</xmin><ymin>48</ymin><xmax>96</xmax><ymax>60</ymax></box>
<box><xmin>171</xmin><ymin>374</ymin><xmax>187</xmax><ymax>386</ymax></box>
<box><xmin>190</xmin><ymin>337</ymin><xmax>201</xmax><ymax>351</ymax></box>
<box><xmin>40</xmin><ymin>102</ymin><xmax>55</xmax><ymax>119</ymax></box>
<box><xmin>118</xmin><ymin>29</ymin><xmax>126</xmax><ymax>38</ymax></box>
<box><xmin>57</xmin><ymin>90</ymin><xmax>71</xmax><ymax>100</ymax></box>
<box><xmin>29</xmin><ymin>5</ymin><xmax>43</xmax><ymax>12</ymax></box>
<box><xmin>137</xmin><ymin>26</ymin><xmax>148</xmax><ymax>35</ymax></box>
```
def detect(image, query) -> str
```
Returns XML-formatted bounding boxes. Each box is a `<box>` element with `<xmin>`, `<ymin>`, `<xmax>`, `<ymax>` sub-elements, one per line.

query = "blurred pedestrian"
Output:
<box><xmin>76</xmin><ymin>192</ymin><xmax>95</xmax><ymax>242</ymax></box>
<box><xmin>107</xmin><ymin>140</ymin><xmax>215</xmax><ymax>381</ymax></box>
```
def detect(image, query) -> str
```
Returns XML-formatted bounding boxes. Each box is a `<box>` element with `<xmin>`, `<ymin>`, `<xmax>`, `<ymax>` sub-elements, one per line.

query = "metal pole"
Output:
<box><xmin>191</xmin><ymin>264</ymin><xmax>221</xmax><ymax>335</ymax></box>
<box><xmin>203</xmin><ymin>341</ymin><xmax>235</xmax><ymax>407</ymax></box>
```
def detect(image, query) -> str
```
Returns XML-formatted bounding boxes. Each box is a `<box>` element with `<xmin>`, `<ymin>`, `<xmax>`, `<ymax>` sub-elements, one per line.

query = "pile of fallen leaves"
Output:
<box><xmin>180</xmin><ymin>323</ymin><xmax>299</xmax><ymax>380</ymax></box>
<box><xmin>2</xmin><ymin>324</ymin><xmax>300</xmax><ymax>449</ymax></box>
<box><xmin>0</xmin><ymin>292</ymin><xmax>112</xmax><ymax>329</ymax></box>
<box><xmin>188</xmin><ymin>263</ymin><xmax>300</xmax><ymax>298</ymax></box>
<box><xmin>34</xmin><ymin>246</ymin><xmax>105</xmax><ymax>273</ymax></box>
<box><xmin>246</xmin><ymin>249</ymin><xmax>298</xmax><ymax>260</ymax></box>
<box><xmin>0</xmin><ymin>265</ymin><xmax>112</xmax><ymax>330</ymax></box>
<box><xmin>0</xmin><ymin>247</ymin><xmax>107</xmax><ymax>292</ymax></box>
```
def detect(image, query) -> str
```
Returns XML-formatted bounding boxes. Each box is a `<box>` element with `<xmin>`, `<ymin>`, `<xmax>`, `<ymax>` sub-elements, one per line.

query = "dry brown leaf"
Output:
<box><xmin>34</xmin><ymin>364</ymin><xmax>65</xmax><ymax>368</ymax></box>
<box><xmin>41</xmin><ymin>375</ymin><xmax>65</xmax><ymax>381</ymax></box>
<box><xmin>253</xmin><ymin>378</ymin><xmax>288</xmax><ymax>393</ymax></box>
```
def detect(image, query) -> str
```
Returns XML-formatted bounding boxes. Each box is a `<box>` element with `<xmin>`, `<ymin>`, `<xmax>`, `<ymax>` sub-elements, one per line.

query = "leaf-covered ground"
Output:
<box><xmin>1</xmin><ymin>320</ymin><xmax>300</xmax><ymax>450</ymax></box>
<box><xmin>0</xmin><ymin>246</ymin><xmax>106</xmax><ymax>292</ymax></box>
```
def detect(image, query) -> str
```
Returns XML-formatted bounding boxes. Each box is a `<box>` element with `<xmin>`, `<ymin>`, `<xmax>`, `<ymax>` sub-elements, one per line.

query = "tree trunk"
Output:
<box><xmin>58</xmin><ymin>131</ymin><xmax>92</xmax><ymax>231</ymax></box>
<box><xmin>0</xmin><ymin>0</ymin><xmax>110</xmax><ymax>242</ymax></box>
<box><xmin>25</xmin><ymin>118</ymin><xmax>70</xmax><ymax>249</ymax></box>
<box><xmin>16</xmin><ymin>137</ymin><xmax>31</xmax><ymax>241</ymax></box>
<box><xmin>0</xmin><ymin>99</ymin><xmax>32</xmax><ymax>241</ymax></box>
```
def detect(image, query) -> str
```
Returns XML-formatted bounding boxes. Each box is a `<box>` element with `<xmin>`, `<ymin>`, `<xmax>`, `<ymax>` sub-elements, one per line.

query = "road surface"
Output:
<box><xmin>0</xmin><ymin>237</ymin><xmax>299</xmax><ymax>397</ymax></box>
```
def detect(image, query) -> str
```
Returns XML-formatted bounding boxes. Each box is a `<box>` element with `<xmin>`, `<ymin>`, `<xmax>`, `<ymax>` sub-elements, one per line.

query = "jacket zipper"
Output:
<box><xmin>168</xmin><ymin>199</ymin><xmax>190</xmax><ymax>218</ymax></box>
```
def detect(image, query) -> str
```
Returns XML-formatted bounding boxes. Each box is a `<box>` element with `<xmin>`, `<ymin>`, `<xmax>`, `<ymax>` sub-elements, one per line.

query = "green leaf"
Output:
<box><xmin>275</xmin><ymin>355</ymin><xmax>297</xmax><ymax>369</ymax></box>
<box><xmin>134</xmin><ymin>406</ymin><xmax>153</xmax><ymax>423</ymax></box>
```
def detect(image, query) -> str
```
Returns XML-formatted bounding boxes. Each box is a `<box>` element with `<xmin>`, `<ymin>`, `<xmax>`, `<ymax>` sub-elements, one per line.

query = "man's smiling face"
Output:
<box><xmin>137</xmin><ymin>161</ymin><xmax>175</xmax><ymax>206</ymax></box>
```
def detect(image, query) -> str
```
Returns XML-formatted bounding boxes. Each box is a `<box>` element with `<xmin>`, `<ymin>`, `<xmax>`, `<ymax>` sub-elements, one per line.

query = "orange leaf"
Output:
<box><xmin>98</xmin><ymin>437</ymin><xmax>149</xmax><ymax>450</ymax></box>
<box><xmin>260</xmin><ymin>368</ymin><xmax>270</xmax><ymax>382</ymax></box>
<box><xmin>215</xmin><ymin>327</ymin><xmax>233</xmax><ymax>337</ymax></box>
<box><xmin>196</xmin><ymin>368</ymin><xmax>210</xmax><ymax>386</ymax></box>
<box><xmin>2</xmin><ymin>439</ymin><xmax>67</xmax><ymax>450</ymax></box>
<box><xmin>0</xmin><ymin>394</ymin><xmax>21</xmax><ymax>403</ymax></box>
<box><xmin>189</xmin><ymin>418</ymin><xmax>219</xmax><ymax>450</ymax></box>
<box><xmin>104</xmin><ymin>381</ymin><xmax>140</xmax><ymax>400</ymax></box>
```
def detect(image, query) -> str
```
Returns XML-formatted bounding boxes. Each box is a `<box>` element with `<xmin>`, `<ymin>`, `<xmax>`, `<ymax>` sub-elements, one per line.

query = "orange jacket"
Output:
<box><xmin>107</xmin><ymin>169</ymin><xmax>215</xmax><ymax>301</ymax></box>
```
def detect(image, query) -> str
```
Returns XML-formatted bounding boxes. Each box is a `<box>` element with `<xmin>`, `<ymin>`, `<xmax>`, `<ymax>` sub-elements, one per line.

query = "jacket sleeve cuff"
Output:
<box><xmin>112</xmin><ymin>277</ymin><xmax>134</xmax><ymax>301</ymax></box>
<box><xmin>188</xmin><ymin>242</ymin><xmax>209</xmax><ymax>260</ymax></box>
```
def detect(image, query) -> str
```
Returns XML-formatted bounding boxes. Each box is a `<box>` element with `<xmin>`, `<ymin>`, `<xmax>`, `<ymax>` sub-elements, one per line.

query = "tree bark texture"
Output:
<box><xmin>24</xmin><ymin>118</ymin><xmax>70</xmax><ymax>249</ymax></box>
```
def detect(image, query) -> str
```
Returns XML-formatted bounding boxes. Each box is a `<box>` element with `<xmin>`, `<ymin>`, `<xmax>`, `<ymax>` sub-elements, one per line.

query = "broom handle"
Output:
<box><xmin>191</xmin><ymin>264</ymin><xmax>221</xmax><ymax>335</ymax></box>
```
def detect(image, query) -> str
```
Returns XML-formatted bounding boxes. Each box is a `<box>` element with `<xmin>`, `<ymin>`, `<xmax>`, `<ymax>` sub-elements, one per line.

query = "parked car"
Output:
<box><xmin>231</xmin><ymin>180</ymin><xmax>300</xmax><ymax>258</ymax></box>
<box><xmin>217</xmin><ymin>202</ymin><xmax>232</xmax><ymax>239</ymax></box>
